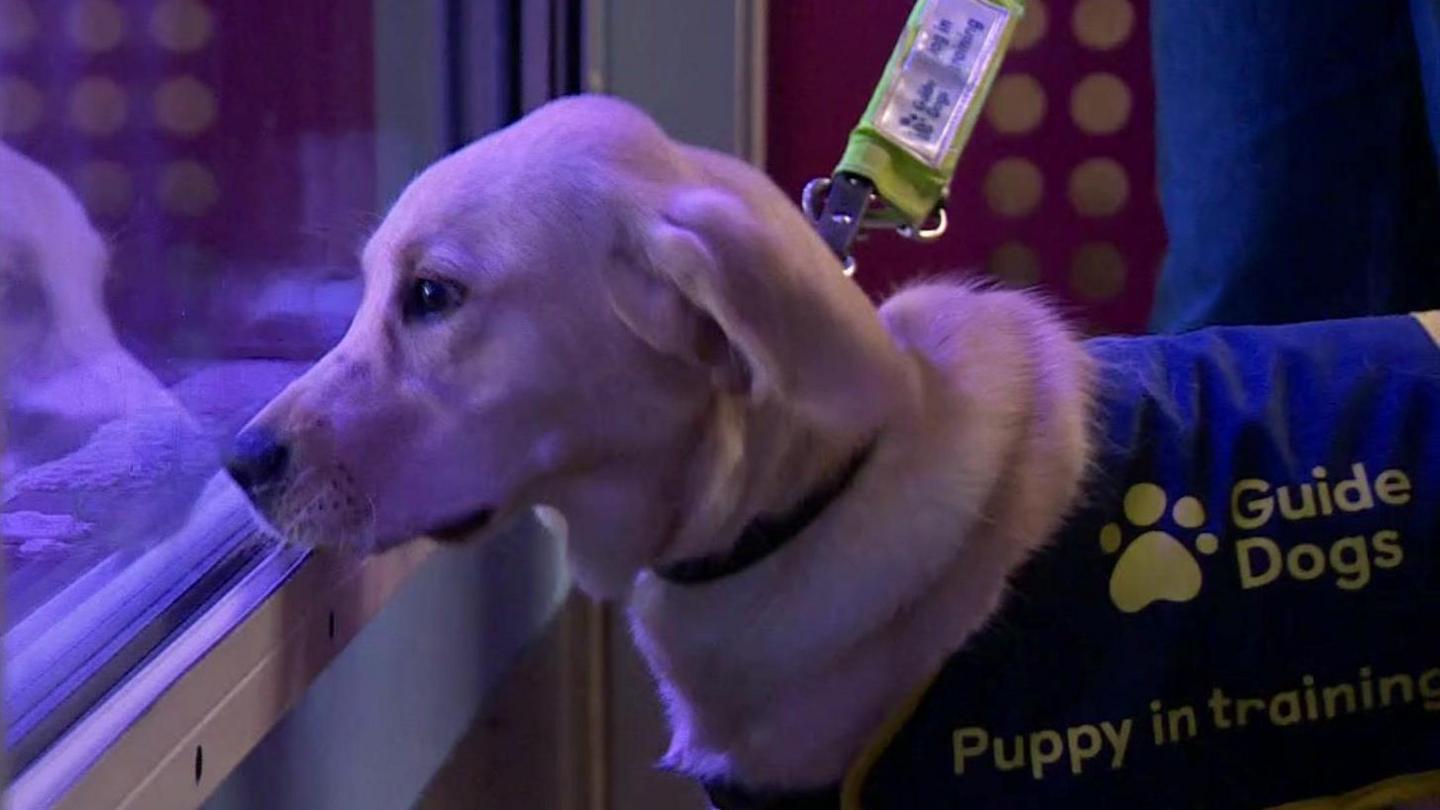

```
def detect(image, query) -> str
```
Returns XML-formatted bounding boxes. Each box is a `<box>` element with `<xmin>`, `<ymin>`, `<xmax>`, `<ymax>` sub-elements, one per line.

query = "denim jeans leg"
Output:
<box><xmin>1149</xmin><ymin>0</ymin><xmax>1440</xmax><ymax>332</ymax></box>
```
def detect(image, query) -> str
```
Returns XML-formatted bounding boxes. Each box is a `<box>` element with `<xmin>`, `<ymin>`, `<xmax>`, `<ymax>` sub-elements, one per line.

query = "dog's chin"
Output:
<box><xmin>423</xmin><ymin>508</ymin><xmax>495</xmax><ymax>544</ymax></box>
<box><xmin>235</xmin><ymin>490</ymin><xmax>286</xmax><ymax>543</ymax></box>
<box><xmin>260</xmin><ymin>506</ymin><xmax>500</xmax><ymax>553</ymax></box>
<box><xmin>239</xmin><ymin>494</ymin><xmax>379</xmax><ymax>555</ymax></box>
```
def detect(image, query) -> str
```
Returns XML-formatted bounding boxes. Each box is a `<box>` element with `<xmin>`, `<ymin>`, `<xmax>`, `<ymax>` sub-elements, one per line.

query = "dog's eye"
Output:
<box><xmin>403</xmin><ymin>277</ymin><xmax>465</xmax><ymax>323</ymax></box>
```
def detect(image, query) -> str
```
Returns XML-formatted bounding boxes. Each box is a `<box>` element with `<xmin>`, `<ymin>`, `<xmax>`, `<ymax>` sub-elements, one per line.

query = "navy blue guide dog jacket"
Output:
<box><xmin>711</xmin><ymin>312</ymin><xmax>1440</xmax><ymax>810</ymax></box>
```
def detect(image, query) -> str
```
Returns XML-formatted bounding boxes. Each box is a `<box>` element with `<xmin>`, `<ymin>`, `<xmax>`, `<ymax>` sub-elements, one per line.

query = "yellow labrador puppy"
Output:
<box><xmin>230</xmin><ymin>92</ymin><xmax>1089</xmax><ymax>780</ymax></box>
<box><xmin>230</xmin><ymin>97</ymin><xmax>1440</xmax><ymax>808</ymax></box>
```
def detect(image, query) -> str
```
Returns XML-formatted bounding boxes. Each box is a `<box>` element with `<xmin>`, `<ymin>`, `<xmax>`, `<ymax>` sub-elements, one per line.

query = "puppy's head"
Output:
<box><xmin>230</xmin><ymin>96</ymin><xmax>898</xmax><ymax>595</ymax></box>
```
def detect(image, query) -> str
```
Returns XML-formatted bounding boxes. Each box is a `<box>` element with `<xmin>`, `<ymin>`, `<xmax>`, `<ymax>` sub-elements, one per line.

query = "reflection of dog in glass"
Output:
<box><xmin>0</xmin><ymin>142</ymin><xmax>213</xmax><ymax>556</ymax></box>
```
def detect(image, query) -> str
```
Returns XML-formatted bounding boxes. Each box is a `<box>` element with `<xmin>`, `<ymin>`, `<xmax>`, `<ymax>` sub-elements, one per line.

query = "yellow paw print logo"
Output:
<box><xmin>1100</xmin><ymin>483</ymin><xmax>1220</xmax><ymax>613</ymax></box>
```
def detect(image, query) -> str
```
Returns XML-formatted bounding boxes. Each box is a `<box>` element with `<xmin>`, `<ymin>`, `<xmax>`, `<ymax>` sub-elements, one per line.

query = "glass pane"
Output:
<box><xmin>1</xmin><ymin>0</ymin><xmax>465</xmax><ymax>771</ymax></box>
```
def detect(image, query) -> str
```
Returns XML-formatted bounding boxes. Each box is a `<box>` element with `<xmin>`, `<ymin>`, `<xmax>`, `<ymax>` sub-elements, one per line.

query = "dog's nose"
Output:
<box><xmin>226</xmin><ymin>427</ymin><xmax>290</xmax><ymax>495</ymax></box>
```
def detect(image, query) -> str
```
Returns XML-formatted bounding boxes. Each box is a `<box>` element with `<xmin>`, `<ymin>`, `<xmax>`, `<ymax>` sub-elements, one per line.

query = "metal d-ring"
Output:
<box><xmin>896</xmin><ymin>206</ymin><xmax>948</xmax><ymax>243</ymax></box>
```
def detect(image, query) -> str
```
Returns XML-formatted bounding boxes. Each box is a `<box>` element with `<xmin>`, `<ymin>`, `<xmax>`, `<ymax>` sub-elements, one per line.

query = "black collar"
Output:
<box><xmin>703</xmin><ymin>780</ymin><xmax>842</xmax><ymax>810</ymax></box>
<box><xmin>654</xmin><ymin>441</ymin><xmax>875</xmax><ymax>586</ymax></box>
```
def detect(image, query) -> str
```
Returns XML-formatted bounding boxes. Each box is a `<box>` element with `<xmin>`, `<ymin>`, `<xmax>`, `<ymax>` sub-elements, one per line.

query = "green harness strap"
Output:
<box><xmin>806</xmin><ymin>0</ymin><xmax>1025</xmax><ymax>274</ymax></box>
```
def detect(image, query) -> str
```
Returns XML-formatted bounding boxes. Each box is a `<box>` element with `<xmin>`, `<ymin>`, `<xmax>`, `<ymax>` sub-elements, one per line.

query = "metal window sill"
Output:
<box><xmin>10</xmin><ymin>534</ymin><xmax>439</xmax><ymax>810</ymax></box>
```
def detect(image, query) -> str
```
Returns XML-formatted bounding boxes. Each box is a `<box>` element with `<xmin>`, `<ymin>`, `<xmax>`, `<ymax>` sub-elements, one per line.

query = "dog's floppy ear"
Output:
<box><xmin>605</xmin><ymin>187</ymin><xmax>800</xmax><ymax>400</ymax></box>
<box><xmin>608</xmin><ymin>185</ymin><xmax>900</xmax><ymax>428</ymax></box>
<box><xmin>604</xmin><ymin>206</ymin><xmax>749</xmax><ymax>391</ymax></box>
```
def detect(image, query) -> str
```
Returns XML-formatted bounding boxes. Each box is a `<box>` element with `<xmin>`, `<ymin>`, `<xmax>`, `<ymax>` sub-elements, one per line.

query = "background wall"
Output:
<box><xmin>0</xmin><ymin>0</ymin><xmax>381</xmax><ymax>361</ymax></box>
<box><xmin>765</xmin><ymin>0</ymin><xmax>1163</xmax><ymax>334</ymax></box>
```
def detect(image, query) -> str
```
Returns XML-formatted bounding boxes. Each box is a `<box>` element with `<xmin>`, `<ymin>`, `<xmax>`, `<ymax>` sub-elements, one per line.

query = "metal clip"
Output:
<box><xmin>803</xmin><ymin>174</ymin><xmax>949</xmax><ymax>276</ymax></box>
<box><xmin>804</xmin><ymin>174</ymin><xmax>871</xmax><ymax>276</ymax></box>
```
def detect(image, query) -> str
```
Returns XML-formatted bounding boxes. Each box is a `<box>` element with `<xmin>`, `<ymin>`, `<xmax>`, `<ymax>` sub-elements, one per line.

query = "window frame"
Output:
<box><xmin>2</xmin><ymin>0</ymin><xmax>552</xmax><ymax>805</ymax></box>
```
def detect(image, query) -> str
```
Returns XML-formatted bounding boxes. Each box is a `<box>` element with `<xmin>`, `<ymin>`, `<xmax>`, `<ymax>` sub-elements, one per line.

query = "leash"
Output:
<box><xmin>803</xmin><ymin>0</ymin><xmax>1025</xmax><ymax>276</ymax></box>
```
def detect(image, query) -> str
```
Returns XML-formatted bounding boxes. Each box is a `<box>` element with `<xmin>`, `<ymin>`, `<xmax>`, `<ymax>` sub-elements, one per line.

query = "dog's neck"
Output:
<box><xmin>650</xmin><ymin>390</ymin><xmax>882</xmax><ymax>585</ymax></box>
<box><xmin>652</xmin><ymin>437</ymin><xmax>875</xmax><ymax>585</ymax></box>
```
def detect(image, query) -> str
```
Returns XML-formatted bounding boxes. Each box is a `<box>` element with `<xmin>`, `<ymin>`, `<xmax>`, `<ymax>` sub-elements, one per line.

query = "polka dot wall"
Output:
<box><xmin>0</xmin><ymin>0</ymin><xmax>377</xmax><ymax>354</ymax></box>
<box><xmin>768</xmin><ymin>0</ymin><xmax>1166</xmax><ymax>334</ymax></box>
<box><xmin>1</xmin><ymin>0</ymin><xmax>219</xmax><ymax>223</ymax></box>
<box><xmin>0</xmin><ymin>0</ymin><xmax>228</xmax><ymax>354</ymax></box>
